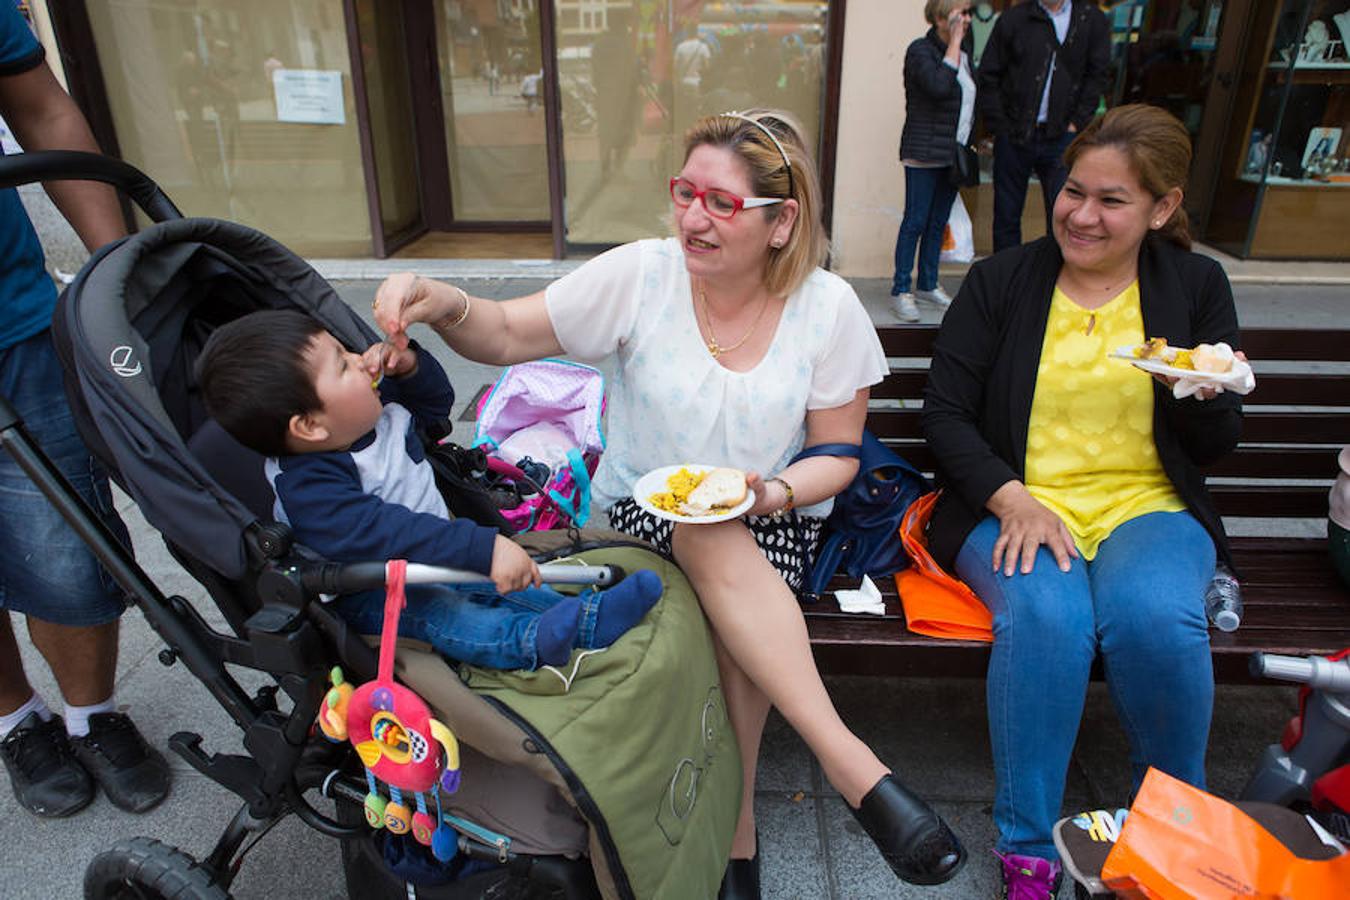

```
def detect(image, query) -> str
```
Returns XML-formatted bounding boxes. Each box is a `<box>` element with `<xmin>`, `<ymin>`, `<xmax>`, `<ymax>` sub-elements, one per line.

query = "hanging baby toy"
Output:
<box><xmin>317</xmin><ymin>560</ymin><xmax>462</xmax><ymax>861</ymax></box>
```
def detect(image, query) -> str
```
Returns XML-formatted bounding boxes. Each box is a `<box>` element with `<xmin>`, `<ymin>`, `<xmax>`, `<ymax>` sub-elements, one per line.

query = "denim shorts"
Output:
<box><xmin>0</xmin><ymin>329</ymin><xmax>130</xmax><ymax>625</ymax></box>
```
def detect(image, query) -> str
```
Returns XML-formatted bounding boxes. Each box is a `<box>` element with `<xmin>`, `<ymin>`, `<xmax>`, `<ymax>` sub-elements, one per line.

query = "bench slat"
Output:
<box><xmin>871</xmin><ymin>442</ymin><xmax>1341</xmax><ymax>482</ymax></box>
<box><xmin>867</xmin><ymin>408</ymin><xmax>1350</xmax><ymax>444</ymax></box>
<box><xmin>1210</xmin><ymin>485</ymin><xmax>1336</xmax><ymax>518</ymax></box>
<box><xmin>877</xmin><ymin>326</ymin><xmax>1350</xmax><ymax>363</ymax></box>
<box><xmin>1238</xmin><ymin>329</ymin><xmax>1350</xmax><ymax>362</ymax></box>
<box><xmin>874</xmin><ymin>371</ymin><xmax>1350</xmax><ymax>407</ymax></box>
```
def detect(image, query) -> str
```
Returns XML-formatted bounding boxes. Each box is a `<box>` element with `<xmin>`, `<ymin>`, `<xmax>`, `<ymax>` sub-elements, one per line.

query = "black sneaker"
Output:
<box><xmin>1</xmin><ymin>712</ymin><xmax>95</xmax><ymax>817</ymax></box>
<box><xmin>69</xmin><ymin>712</ymin><xmax>170</xmax><ymax>813</ymax></box>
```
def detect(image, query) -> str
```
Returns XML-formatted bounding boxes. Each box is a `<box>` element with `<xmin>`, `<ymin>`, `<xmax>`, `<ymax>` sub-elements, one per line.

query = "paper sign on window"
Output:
<box><xmin>273</xmin><ymin>70</ymin><xmax>346</xmax><ymax>125</ymax></box>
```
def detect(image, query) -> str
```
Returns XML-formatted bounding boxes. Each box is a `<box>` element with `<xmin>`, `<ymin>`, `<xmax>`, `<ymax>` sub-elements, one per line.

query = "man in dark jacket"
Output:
<box><xmin>979</xmin><ymin>0</ymin><xmax>1109</xmax><ymax>252</ymax></box>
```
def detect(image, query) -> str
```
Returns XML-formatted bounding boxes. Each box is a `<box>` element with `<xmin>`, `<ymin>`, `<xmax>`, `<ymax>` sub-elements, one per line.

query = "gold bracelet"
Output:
<box><xmin>767</xmin><ymin>476</ymin><xmax>795</xmax><ymax>518</ymax></box>
<box><xmin>433</xmin><ymin>285</ymin><xmax>471</xmax><ymax>331</ymax></box>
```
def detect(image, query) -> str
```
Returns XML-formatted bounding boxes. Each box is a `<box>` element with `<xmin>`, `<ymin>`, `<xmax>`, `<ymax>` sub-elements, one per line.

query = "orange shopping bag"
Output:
<box><xmin>893</xmin><ymin>491</ymin><xmax>993</xmax><ymax>642</ymax></box>
<box><xmin>1101</xmin><ymin>768</ymin><xmax>1350</xmax><ymax>899</ymax></box>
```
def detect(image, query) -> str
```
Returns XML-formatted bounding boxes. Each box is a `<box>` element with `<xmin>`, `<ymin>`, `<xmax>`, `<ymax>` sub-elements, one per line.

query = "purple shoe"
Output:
<box><xmin>996</xmin><ymin>850</ymin><xmax>1062</xmax><ymax>900</ymax></box>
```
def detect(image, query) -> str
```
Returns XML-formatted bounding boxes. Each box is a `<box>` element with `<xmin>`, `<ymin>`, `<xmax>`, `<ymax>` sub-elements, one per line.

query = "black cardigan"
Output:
<box><xmin>921</xmin><ymin>236</ymin><xmax>1242</xmax><ymax>571</ymax></box>
<box><xmin>898</xmin><ymin>27</ymin><xmax>973</xmax><ymax>165</ymax></box>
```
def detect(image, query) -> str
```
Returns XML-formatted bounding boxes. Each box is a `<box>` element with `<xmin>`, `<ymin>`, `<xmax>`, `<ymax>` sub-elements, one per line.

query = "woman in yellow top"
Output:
<box><xmin>922</xmin><ymin>105</ymin><xmax>1242</xmax><ymax>900</ymax></box>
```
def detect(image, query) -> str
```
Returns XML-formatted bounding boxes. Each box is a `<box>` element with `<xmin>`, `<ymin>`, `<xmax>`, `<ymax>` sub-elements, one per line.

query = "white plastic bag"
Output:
<box><xmin>940</xmin><ymin>194</ymin><xmax>974</xmax><ymax>263</ymax></box>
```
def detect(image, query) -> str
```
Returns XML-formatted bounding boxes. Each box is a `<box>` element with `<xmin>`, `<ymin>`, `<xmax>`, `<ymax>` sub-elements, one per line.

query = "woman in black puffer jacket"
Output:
<box><xmin>891</xmin><ymin>1</ymin><xmax>975</xmax><ymax>322</ymax></box>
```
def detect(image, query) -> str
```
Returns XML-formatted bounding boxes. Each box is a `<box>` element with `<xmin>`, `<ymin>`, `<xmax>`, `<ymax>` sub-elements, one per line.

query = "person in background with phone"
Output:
<box><xmin>0</xmin><ymin>3</ymin><xmax>170</xmax><ymax>819</ymax></box>
<box><xmin>890</xmin><ymin>1</ymin><xmax>975</xmax><ymax>322</ymax></box>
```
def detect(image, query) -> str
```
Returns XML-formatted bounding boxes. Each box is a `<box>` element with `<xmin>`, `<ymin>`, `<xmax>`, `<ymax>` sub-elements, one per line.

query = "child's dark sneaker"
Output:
<box><xmin>996</xmin><ymin>850</ymin><xmax>1062</xmax><ymax>900</ymax></box>
<box><xmin>1</xmin><ymin>712</ymin><xmax>94</xmax><ymax>817</ymax></box>
<box><xmin>584</xmin><ymin>569</ymin><xmax>662</xmax><ymax>649</ymax></box>
<box><xmin>535</xmin><ymin>596</ymin><xmax>582</xmax><ymax>666</ymax></box>
<box><xmin>69</xmin><ymin>712</ymin><xmax>170</xmax><ymax>813</ymax></box>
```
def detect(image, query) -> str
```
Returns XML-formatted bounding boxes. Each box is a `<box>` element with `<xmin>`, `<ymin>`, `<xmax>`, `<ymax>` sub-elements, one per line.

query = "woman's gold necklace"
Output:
<box><xmin>697</xmin><ymin>281</ymin><xmax>769</xmax><ymax>358</ymax></box>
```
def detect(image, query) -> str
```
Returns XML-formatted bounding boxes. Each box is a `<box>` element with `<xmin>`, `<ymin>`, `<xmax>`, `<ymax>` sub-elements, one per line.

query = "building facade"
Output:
<box><xmin>31</xmin><ymin>1</ymin><xmax>1350</xmax><ymax>271</ymax></box>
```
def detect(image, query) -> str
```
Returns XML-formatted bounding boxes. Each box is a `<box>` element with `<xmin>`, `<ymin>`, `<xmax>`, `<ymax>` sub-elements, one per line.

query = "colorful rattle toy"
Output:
<box><xmin>317</xmin><ymin>560</ymin><xmax>462</xmax><ymax>860</ymax></box>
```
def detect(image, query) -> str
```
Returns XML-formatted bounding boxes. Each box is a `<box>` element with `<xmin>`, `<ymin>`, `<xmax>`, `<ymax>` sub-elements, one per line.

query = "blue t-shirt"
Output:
<box><xmin>1</xmin><ymin>3</ymin><xmax>58</xmax><ymax>350</ymax></box>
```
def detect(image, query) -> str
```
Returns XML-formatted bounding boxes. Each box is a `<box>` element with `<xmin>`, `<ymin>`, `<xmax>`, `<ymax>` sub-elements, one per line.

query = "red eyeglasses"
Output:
<box><xmin>669</xmin><ymin>177</ymin><xmax>785</xmax><ymax>220</ymax></box>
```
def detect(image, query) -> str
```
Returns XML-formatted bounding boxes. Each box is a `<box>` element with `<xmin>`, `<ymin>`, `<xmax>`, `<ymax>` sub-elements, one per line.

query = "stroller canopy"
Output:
<box><xmin>53</xmin><ymin>217</ymin><xmax>378</xmax><ymax>579</ymax></box>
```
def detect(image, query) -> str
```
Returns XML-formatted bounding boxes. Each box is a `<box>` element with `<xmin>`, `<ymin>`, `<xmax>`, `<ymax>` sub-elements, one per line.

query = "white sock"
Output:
<box><xmin>0</xmin><ymin>693</ymin><xmax>52</xmax><ymax>739</ymax></box>
<box><xmin>64</xmin><ymin>697</ymin><xmax>117</xmax><ymax>738</ymax></box>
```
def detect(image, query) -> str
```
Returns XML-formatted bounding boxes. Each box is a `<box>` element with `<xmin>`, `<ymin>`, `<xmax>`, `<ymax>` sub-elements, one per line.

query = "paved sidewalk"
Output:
<box><xmin>3</xmin><ymin>276</ymin><xmax>1327</xmax><ymax>899</ymax></box>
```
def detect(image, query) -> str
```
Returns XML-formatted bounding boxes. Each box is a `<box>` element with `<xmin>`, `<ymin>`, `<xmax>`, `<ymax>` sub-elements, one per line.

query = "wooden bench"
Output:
<box><xmin>806</xmin><ymin>325</ymin><xmax>1350</xmax><ymax>684</ymax></box>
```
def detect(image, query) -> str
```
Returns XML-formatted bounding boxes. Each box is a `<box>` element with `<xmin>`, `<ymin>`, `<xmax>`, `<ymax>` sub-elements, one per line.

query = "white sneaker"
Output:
<box><xmin>915</xmin><ymin>286</ymin><xmax>953</xmax><ymax>308</ymax></box>
<box><xmin>891</xmin><ymin>292</ymin><xmax>921</xmax><ymax>322</ymax></box>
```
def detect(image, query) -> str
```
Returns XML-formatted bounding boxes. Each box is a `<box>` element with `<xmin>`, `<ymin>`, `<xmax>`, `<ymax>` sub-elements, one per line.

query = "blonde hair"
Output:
<box><xmin>925</xmin><ymin>0</ymin><xmax>967</xmax><ymax>26</ymax></box>
<box><xmin>1064</xmin><ymin>104</ymin><xmax>1194</xmax><ymax>250</ymax></box>
<box><xmin>681</xmin><ymin>108</ymin><xmax>828</xmax><ymax>297</ymax></box>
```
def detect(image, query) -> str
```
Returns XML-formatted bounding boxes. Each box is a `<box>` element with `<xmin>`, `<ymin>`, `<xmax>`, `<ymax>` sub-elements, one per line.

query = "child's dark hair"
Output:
<box><xmin>195</xmin><ymin>310</ymin><xmax>327</xmax><ymax>456</ymax></box>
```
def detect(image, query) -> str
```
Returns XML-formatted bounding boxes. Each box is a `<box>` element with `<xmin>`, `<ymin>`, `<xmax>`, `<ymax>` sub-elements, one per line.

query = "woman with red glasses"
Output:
<box><xmin>373</xmin><ymin>108</ymin><xmax>965</xmax><ymax>897</ymax></box>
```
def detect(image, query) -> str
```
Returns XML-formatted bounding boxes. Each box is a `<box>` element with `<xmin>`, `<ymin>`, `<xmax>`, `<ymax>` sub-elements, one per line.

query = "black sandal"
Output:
<box><xmin>850</xmin><ymin>775</ymin><xmax>966</xmax><ymax>885</ymax></box>
<box><xmin>717</xmin><ymin>833</ymin><xmax>760</xmax><ymax>900</ymax></box>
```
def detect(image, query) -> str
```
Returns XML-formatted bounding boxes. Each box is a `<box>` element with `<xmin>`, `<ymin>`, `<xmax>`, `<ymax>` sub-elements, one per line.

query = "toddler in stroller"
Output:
<box><xmin>1</xmin><ymin>150</ymin><xmax>739</xmax><ymax>898</ymax></box>
<box><xmin>194</xmin><ymin>309</ymin><xmax>662</xmax><ymax>672</ymax></box>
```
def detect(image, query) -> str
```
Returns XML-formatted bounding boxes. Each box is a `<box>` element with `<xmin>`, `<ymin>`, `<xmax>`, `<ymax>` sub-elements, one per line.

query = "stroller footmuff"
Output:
<box><xmin>25</xmin><ymin>152</ymin><xmax>739</xmax><ymax>900</ymax></box>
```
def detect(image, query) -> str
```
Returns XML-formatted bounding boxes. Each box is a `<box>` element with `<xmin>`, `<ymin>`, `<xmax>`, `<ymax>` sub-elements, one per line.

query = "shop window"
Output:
<box><xmin>85</xmin><ymin>0</ymin><xmax>371</xmax><ymax>257</ymax></box>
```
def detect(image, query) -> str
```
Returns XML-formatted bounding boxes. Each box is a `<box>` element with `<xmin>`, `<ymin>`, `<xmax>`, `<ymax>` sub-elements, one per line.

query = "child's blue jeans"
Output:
<box><xmin>954</xmin><ymin>510</ymin><xmax>1215</xmax><ymax>860</ymax></box>
<box><xmin>331</xmin><ymin>583</ymin><xmax>598</xmax><ymax>671</ymax></box>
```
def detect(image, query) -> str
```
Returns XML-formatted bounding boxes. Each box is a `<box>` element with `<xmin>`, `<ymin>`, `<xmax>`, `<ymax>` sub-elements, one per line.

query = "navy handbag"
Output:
<box><xmin>792</xmin><ymin>430</ymin><xmax>930</xmax><ymax>596</ymax></box>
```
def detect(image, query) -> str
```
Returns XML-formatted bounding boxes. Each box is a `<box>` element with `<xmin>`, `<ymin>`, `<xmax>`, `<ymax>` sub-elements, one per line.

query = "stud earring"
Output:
<box><xmin>771</xmin><ymin>240</ymin><xmax>783</xmax><ymax>249</ymax></box>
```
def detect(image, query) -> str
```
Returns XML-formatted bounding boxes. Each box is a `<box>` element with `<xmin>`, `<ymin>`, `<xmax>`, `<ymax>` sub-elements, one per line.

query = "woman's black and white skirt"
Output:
<box><xmin>607</xmin><ymin>497</ymin><xmax>823</xmax><ymax>593</ymax></box>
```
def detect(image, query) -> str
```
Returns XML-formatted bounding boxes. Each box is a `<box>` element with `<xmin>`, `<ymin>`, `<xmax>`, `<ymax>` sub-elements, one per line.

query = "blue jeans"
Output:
<box><xmin>955</xmin><ymin>511</ymin><xmax>1215</xmax><ymax>859</ymax></box>
<box><xmin>0</xmin><ymin>330</ymin><xmax>130</xmax><ymax>626</ymax></box>
<box><xmin>332</xmin><ymin>583</ymin><xmax>597</xmax><ymax>671</ymax></box>
<box><xmin>992</xmin><ymin>132</ymin><xmax>1074</xmax><ymax>253</ymax></box>
<box><xmin>891</xmin><ymin>165</ymin><xmax>958</xmax><ymax>295</ymax></box>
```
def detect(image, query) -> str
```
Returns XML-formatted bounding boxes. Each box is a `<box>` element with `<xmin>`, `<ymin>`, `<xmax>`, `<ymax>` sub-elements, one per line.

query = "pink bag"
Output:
<box><xmin>473</xmin><ymin>360</ymin><xmax>605</xmax><ymax>532</ymax></box>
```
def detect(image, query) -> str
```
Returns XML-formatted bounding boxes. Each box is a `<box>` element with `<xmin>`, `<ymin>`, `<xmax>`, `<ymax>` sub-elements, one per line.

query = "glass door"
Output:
<box><xmin>552</xmin><ymin>0</ymin><xmax>832</xmax><ymax>248</ymax></box>
<box><xmin>353</xmin><ymin>0</ymin><xmax>424</xmax><ymax>254</ymax></box>
<box><xmin>433</xmin><ymin>0</ymin><xmax>551</xmax><ymax>223</ymax></box>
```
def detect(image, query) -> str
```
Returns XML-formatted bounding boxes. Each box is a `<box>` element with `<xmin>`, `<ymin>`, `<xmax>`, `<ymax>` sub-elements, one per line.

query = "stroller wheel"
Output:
<box><xmin>84</xmin><ymin>837</ymin><xmax>230</xmax><ymax>900</ymax></box>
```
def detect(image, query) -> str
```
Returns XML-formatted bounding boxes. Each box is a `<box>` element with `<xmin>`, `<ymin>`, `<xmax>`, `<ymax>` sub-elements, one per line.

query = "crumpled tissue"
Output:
<box><xmin>1171</xmin><ymin>357</ymin><xmax>1256</xmax><ymax>399</ymax></box>
<box><xmin>1170</xmin><ymin>344</ymin><xmax>1256</xmax><ymax>399</ymax></box>
<box><xmin>835</xmin><ymin>574</ymin><xmax>887</xmax><ymax>616</ymax></box>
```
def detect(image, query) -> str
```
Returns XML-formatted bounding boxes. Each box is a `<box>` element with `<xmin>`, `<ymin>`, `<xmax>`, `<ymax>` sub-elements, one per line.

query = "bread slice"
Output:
<box><xmin>682</xmin><ymin>467</ymin><xmax>747</xmax><ymax>516</ymax></box>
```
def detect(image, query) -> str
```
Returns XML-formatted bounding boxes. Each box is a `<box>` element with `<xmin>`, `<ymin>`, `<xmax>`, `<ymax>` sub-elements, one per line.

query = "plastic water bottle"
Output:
<box><xmin>1204</xmin><ymin>564</ymin><xmax>1243</xmax><ymax>632</ymax></box>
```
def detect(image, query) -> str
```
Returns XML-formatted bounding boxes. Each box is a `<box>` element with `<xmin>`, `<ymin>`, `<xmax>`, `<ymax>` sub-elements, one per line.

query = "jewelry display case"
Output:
<box><xmin>1204</xmin><ymin>0</ymin><xmax>1350</xmax><ymax>258</ymax></box>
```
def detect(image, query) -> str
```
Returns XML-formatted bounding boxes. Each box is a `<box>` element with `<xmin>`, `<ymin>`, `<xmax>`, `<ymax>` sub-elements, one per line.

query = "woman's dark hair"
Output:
<box><xmin>1063</xmin><ymin>104</ymin><xmax>1193</xmax><ymax>250</ymax></box>
<box><xmin>195</xmin><ymin>310</ymin><xmax>326</xmax><ymax>457</ymax></box>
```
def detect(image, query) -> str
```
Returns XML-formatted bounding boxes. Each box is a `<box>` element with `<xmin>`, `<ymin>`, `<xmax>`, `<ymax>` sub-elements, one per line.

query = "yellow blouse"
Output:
<box><xmin>1024</xmin><ymin>282</ymin><xmax>1185</xmax><ymax>560</ymax></box>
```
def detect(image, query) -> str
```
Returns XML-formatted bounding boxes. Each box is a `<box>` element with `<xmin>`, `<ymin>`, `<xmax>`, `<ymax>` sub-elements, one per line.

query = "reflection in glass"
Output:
<box><xmin>357</xmin><ymin>0</ymin><xmax>422</xmax><ymax>240</ymax></box>
<box><xmin>87</xmin><ymin>0</ymin><xmax>371</xmax><ymax>256</ymax></box>
<box><xmin>555</xmin><ymin>0</ymin><xmax>828</xmax><ymax>246</ymax></box>
<box><xmin>435</xmin><ymin>0</ymin><xmax>550</xmax><ymax>221</ymax></box>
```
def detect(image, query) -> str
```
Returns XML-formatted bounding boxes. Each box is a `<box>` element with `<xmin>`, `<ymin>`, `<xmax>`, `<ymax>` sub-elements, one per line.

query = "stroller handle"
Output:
<box><xmin>299</xmin><ymin>562</ymin><xmax>622</xmax><ymax>595</ymax></box>
<box><xmin>1250</xmin><ymin>652</ymin><xmax>1350</xmax><ymax>693</ymax></box>
<box><xmin>0</xmin><ymin>150</ymin><xmax>181</xmax><ymax>223</ymax></box>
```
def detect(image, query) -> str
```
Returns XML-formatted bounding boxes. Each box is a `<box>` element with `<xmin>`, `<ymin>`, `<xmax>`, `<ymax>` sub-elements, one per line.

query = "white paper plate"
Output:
<box><xmin>1109</xmin><ymin>346</ymin><xmax>1255</xmax><ymax>390</ymax></box>
<box><xmin>633</xmin><ymin>465</ymin><xmax>756</xmax><ymax>524</ymax></box>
